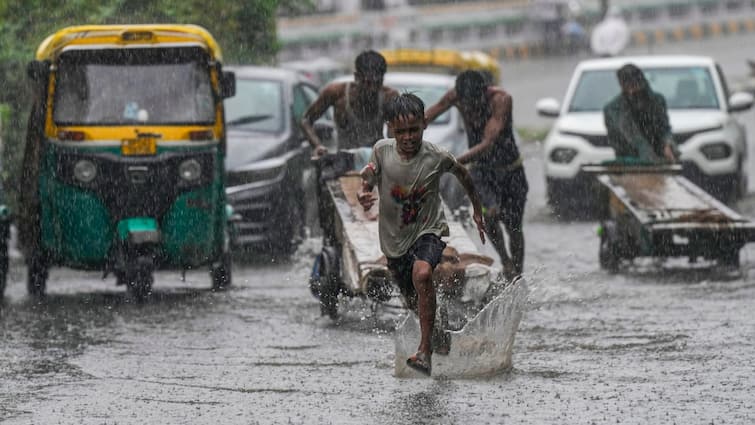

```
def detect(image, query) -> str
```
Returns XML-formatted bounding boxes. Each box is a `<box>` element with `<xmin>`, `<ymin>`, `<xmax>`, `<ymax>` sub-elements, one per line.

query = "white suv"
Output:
<box><xmin>536</xmin><ymin>55</ymin><xmax>754</xmax><ymax>213</ymax></box>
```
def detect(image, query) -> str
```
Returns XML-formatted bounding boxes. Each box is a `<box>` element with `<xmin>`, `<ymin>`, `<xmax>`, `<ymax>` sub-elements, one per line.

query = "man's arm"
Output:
<box><xmin>449</xmin><ymin>163</ymin><xmax>486</xmax><ymax>244</ymax></box>
<box><xmin>425</xmin><ymin>89</ymin><xmax>456</xmax><ymax>123</ymax></box>
<box><xmin>456</xmin><ymin>92</ymin><xmax>511</xmax><ymax>165</ymax></box>
<box><xmin>301</xmin><ymin>84</ymin><xmax>340</xmax><ymax>156</ymax></box>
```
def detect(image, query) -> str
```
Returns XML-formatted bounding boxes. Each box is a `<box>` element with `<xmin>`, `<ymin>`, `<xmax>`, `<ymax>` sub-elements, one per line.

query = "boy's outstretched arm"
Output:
<box><xmin>450</xmin><ymin>165</ymin><xmax>486</xmax><ymax>244</ymax></box>
<box><xmin>357</xmin><ymin>163</ymin><xmax>377</xmax><ymax>211</ymax></box>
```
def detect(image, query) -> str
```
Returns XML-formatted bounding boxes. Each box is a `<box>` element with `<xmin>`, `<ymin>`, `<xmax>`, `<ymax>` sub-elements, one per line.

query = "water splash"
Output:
<box><xmin>394</xmin><ymin>276</ymin><xmax>529</xmax><ymax>379</ymax></box>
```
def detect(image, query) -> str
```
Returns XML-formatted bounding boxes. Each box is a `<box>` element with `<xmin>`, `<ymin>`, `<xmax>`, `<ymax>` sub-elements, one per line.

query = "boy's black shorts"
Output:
<box><xmin>386</xmin><ymin>233</ymin><xmax>447</xmax><ymax>308</ymax></box>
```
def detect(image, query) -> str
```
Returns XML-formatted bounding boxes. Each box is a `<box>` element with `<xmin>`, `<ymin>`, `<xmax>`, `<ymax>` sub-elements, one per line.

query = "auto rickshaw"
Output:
<box><xmin>379</xmin><ymin>48</ymin><xmax>501</xmax><ymax>84</ymax></box>
<box><xmin>19</xmin><ymin>25</ymin><xmax>236</xmax><ymax>298</ymax></box>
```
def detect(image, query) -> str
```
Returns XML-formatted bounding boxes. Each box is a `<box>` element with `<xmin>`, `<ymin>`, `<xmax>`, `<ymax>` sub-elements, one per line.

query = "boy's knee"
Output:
<box><xmin>412</xmin><ymin>261</ymin><xmax>433</xmax><ymax>285</ymax></box>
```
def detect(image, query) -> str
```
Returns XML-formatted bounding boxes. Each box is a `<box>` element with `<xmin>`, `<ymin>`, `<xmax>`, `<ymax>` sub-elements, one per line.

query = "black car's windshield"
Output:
<box><xmin>53</xmin><ymin>47</ymin><xmax>215</xmax><ymax>125</ymax></box>
<box><xmin>392</xmin><ymin>84</ymin><xmax>451</xmax><ymax>125</ymax></box>
<box><xmin>569</xmin><ymin>67</ymin><xmax>720</xmax><ymax>112</ymax></box>
<box><xmin>224</xmin><ymin>79</ymin><xmax>285</xmax><ymax>133</ymax></box>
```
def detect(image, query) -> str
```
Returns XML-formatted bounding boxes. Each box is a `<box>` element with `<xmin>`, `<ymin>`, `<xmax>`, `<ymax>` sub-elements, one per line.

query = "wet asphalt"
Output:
<box><xmin>2</xmin><ymin>34</ymin><xmax>755</xmax><ymax>424</ymax></box>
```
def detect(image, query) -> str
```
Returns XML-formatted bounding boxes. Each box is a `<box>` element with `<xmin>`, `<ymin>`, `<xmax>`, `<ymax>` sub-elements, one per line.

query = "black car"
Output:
<box><xmin>224</xmin><ymin>66</ymin><xmax>333</xmax><ymax>254</ymax></box>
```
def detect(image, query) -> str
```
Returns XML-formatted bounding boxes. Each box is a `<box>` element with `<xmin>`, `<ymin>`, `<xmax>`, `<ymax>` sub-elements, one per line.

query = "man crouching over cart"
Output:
<box><xmin>358</xmin><ymin>93</ymin><xmax>486</xmax><ymax>376</ymax></box>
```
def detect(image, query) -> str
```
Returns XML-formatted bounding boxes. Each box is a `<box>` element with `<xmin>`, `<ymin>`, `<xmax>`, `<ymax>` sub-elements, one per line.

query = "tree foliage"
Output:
<box><xmin>0</xmin><ymin>0</ymin><xmax>292</xmax><ymax>207</ymax></box>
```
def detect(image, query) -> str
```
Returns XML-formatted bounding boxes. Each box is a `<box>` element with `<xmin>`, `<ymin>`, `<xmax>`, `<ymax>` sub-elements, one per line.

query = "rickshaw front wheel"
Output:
<box><xmin>124</xmin><ymin>271</ymin><xmax>153</xmax><ymax>301</ymax></box>
<box><xmin>211</xmin><ymin>252</ymin><xmax>232</xmax><ymax>291</ymax></box>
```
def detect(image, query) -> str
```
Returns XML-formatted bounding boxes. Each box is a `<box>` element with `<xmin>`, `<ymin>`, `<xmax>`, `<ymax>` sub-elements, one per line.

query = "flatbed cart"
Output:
<box><xmin>309</xmin><ymin>151</ymin><xmax>501</xmax><ymax>318</ymax></box>
<box><xmin>583</xmin><ymin>162</ymin><xmax>755</xmax><ymax>272</ymax></box>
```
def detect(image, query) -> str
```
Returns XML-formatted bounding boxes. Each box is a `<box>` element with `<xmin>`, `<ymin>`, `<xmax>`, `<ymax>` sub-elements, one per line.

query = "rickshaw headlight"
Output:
<box><xmin>179</xmin><ymin>159</ymin><xmax>202</xmax><ymax>181</ymax></box>
<box><xmin>73</xmin><ymin>160</ymin><xmax>97</xmax><ymax>183</ymax></box>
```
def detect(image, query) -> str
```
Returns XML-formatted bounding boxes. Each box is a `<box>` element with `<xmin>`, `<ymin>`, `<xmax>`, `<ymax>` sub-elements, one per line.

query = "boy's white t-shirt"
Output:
<box><xmin>365</xmin><ymin>138</ymin><xmax>459</xmax><ymax>258</ymax></box>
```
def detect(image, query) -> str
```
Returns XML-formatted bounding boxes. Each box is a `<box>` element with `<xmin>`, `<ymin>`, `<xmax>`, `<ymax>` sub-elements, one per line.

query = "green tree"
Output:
<box><xmin>0</xmin><ymin>0</ymin><xmax>294</xmax><ymax>209</ymax></box>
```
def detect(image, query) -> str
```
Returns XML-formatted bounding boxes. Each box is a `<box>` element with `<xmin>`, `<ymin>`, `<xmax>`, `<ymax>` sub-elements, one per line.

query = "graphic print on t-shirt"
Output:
<box><xmin>390</xmin><ymin>185</ymin><xmax>427</xmax><ymax>226</ymax></box>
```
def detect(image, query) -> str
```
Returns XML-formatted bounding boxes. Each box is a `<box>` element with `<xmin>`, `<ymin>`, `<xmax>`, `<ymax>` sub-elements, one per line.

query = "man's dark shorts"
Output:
<box><xmin>386</xmin><ymin>233</ymin><xmax>447</xmax><ymax>309</ymax></box>
<box><xmin>470</xmin><ymin>165</ymin><xmax>528</xmax><ymax>232</ymax></box>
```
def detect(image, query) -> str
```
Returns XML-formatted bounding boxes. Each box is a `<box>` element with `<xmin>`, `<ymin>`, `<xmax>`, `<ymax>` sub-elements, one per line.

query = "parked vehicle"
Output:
<box><xmin>224</xmin><ymin>66</ymin><xmax>334</xmax><ymax>254</ymax></box>
<box><xmin>279</xmin><ymin>57</ymin><xmax>350</xmax><ymax>87</ymax></box>
<box><xmin>20</xmin><ymin>25</ymin><xmax>236</xmax><ymax>298</ymax></box>
<box><xmin>536</xmin><ymin>55</ymin><xmax>754</xmax><ymax>215</ymax></box>
<box><xmin>380</xmin><ymin>48</ymin><xmax>501</xmax><ymax>84</ymax></box>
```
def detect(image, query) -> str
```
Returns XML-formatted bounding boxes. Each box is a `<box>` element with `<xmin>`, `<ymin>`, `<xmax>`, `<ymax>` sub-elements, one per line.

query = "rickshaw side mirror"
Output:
<box><xmin>220</xmin><ymin>71</ymin><xmax>236</xmax><ymax>99</ymax></box>
<box><xmin>27</xmin><ymin>60</ymin><xmax>50</xmax><ymax>82</ymax></box>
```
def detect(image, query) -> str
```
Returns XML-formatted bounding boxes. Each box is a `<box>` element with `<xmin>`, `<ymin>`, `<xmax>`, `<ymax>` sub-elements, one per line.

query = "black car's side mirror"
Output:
<box><xmin>220</xmin><ymin>71</ymin><xmax>236</xmax><ymax>99</ymax></box>
<box><xmin>27</xmin><ymin>60</ymin><xmax>50</xmax><ymax>82</ymax></box>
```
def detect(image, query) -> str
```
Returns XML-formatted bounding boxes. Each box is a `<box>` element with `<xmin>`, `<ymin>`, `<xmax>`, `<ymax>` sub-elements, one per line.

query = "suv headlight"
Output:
<box><xmin>178</xmin><ymin>159</ymin><xmax>202</xmax><ymax>181</ymax></box>
<box><xmin>73</xmin><ymin>160</ymin><xmax>97</xmax><ymax>183</ymax></box>
<box><xmin>549</xmin><ymin>147</ymin><xmax>578</xmax><ymax>164</ymax></box>
<box><xmin>700</xmin><ymin>143</ymin><xmax>731</xmax><ymax>161</ymax></box>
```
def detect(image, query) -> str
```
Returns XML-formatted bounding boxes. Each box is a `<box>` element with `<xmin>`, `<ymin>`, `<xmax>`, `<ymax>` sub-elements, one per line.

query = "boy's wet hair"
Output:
<box><xmin>385</xmin><ymin>92</ymin><xmax>425</xmax><ymax>123</ymax></box>
<box><xmin>455</xmin><ymin>70</ymin><xmax>487</xmax><ymax>100</ymax></box>
<box><xmin>617</xmin><ymin>63</ymin><xmax>647</xmax><ymax>87</ymax></box>
<box><xmin>355</xmin><ymin>50</ymin><xmax>387</xmax><ymax>76</ymax></box>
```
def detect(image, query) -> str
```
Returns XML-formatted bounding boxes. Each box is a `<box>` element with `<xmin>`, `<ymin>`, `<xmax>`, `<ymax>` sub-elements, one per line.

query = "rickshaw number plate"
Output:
<box><xmin>122</xmin><ymin>138</ymin><xmax>157</xmax><ymax>156</ymax></box>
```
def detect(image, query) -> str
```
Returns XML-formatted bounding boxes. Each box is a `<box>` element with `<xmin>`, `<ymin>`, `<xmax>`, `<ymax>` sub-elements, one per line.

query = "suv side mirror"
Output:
<box><xmin>536</xmin><ymin>98</ymin><xmax>561</xmax><ymax>118</ymax></box>
<box><xmin>220</xmin><ymin>71</ymin><xmax>236</xmax><ymax>99</ymax></box>
<box><xmin>728</xmin><ymin>91</ymin><xmax>754</xmax><ymax>113</ymax></box>
<box><xmin>27</xmin><ymin>60</ymin><xmax>50</xmax><ymax>82</ymax></box>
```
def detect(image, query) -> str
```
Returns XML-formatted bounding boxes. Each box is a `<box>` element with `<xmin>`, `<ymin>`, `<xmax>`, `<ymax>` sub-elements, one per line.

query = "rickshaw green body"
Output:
<box><xmin>37</xmin><ymin>143</ymin><xmax>227</xmax><ymax>270</ymax></box>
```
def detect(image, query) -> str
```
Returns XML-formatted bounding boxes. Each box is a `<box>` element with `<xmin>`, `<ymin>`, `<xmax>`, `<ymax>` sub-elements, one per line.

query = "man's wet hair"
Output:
<box><xmin>455</xmin><ymin>70</ymin><xmax>488</xmax><ymax>107</ymax></box>
<box><xmin>385</xmin><ymin>92</ymin><xmax>425</xmax><ymax>123</ymax></box>
<box><xmin>355</xmin><ymin>50</ymin><xmax>387</xmax><ymax>76</ymax></box>
<box><xmin>617</xmin><ymin>63</ymin><xmax>647</xmax><ymax>87</ymax></box>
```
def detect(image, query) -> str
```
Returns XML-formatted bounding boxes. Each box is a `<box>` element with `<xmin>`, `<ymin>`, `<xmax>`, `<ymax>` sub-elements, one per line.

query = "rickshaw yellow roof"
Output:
<box><xmin>380</xmin><ymin>48</ymin><xmax>500</xmax><ymax>81</ymax></box>
<box><xmin>35</xmin><ymin>24</ymin><xmax>223</xmax><ymax>61</ymax></box>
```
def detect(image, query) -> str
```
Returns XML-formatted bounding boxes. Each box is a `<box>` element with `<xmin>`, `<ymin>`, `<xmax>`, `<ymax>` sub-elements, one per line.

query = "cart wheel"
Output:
<box><xmin>599</xmin><ymin>222</ymin><xmax>620</xmax><ymax>273</ymax></box>
<box><xmin>0</xmin><ymin>239</ymin><xmax>8</xmax><ymax>299</ymax></box>
<box><xmin>211</xmin><ymin>251</ymin><xmax>232</xmax><ymax>291</ymax></box>
<box><xmin>125</xmin><ymin>271</ymin><xmax>153</xmax><ymax>301</ymax></box>
<box><xmin>309</xmin><ymin>246</ymin><xmax>340</xmax><ymax>319</ymax></box>
<box><xmin>27</xmin><ymin>253</ymin><xmax>48</xmax><ymax>297</ymax></box>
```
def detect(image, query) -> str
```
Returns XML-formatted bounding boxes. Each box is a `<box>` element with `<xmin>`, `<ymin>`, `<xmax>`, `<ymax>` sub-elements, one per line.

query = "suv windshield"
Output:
<box><xmin>224</xmin><ymin>79</ymin><xmax>285</xmax><ymax>133</ymax></box>
<box><xmin>568</xmin><ymin>66</ymin><xmax>720</xmax><ymax>112</ymax></box>
<box><xmin>54</xmin><ymin>47</ymin><xmax>215</xmax><ymax>125</ymax></box>
<box><xmin>391</xmin><ymin>84</ymin><xmax>451</xmax><ymax>124</ymax></box>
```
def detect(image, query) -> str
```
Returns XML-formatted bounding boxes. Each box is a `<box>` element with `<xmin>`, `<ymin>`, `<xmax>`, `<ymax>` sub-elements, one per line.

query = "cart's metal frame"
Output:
<box><xmin>584</xmin><ymin>164</ymin><xmax>755</xmax><ymax>271</ymax></box>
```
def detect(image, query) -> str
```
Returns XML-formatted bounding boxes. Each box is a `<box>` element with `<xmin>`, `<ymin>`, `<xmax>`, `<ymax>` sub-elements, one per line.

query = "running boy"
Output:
<box><xmin>358</xmin><ymin>93</ymin><xmax>486</xmax><ymax>376</ymax></box>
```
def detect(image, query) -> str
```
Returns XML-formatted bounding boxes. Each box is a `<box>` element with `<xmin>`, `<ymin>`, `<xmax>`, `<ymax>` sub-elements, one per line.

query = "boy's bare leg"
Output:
<box><xmin>412</xmin><ymin>259</ymin><xmax>435</xmax><ymax>355</ymax></box>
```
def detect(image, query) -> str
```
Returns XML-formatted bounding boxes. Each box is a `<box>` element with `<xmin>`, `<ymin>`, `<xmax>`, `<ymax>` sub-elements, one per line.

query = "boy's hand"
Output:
<box><xmin>473</xmin><ymin>211</ymin><xmax>485</xmax><ymax>244</ymax></box>
<box><xmin>357</xmin><ymin>182</ymin><xmax>375</xmax><ymax>211</ymax></box>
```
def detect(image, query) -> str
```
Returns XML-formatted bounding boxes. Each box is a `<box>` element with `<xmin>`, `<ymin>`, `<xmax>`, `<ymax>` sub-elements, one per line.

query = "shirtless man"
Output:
<box><xmin>358</xmin><ymin>93</ymin><xmax>485</xmax><ymax>376</ymax></box>
<box><xmin>425</xmin><ymin>70</ymin><xmax>529</xmax><ymax>281</ymax></box>
<box><xmin>301</xmin><ymin>50</ymin><xmax>399</xmax><ymax>155</ymax></box>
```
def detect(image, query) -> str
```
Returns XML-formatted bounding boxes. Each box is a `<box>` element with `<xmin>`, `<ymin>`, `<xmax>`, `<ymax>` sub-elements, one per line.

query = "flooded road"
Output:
<box><xmin>3</xmin><ymin>35</ymin><xmax>755</xmax><ymax>424</ymax></box>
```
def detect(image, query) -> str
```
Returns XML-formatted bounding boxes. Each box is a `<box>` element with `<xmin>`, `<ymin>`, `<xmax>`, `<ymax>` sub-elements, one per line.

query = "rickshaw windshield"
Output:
<box><xmin>53</xmin><ymin>46</ymin><xmax>215</xmax><ymax>126</ymax></box>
